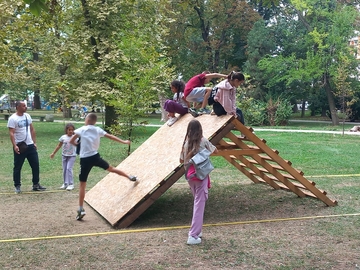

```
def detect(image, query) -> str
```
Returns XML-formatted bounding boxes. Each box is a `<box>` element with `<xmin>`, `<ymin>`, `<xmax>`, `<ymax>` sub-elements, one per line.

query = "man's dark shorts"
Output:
<box><xmin>79</xmin><ymin>153</ymin><xmax>109</xmax><ymax>182</ymax></box>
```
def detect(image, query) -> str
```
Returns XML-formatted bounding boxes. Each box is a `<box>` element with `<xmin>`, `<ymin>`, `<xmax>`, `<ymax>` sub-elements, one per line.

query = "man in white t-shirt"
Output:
<box><xmin>7</xmin><ymin>101</ymin><xmax>46</xmax><ymax>193</ymax></box>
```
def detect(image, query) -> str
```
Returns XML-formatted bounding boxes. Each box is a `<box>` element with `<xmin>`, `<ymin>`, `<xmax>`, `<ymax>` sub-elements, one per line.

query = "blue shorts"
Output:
<box><xmin>186</xmin><ymin>87</ymin><xmax>207</xmax><ymax>103</ymax></box>
<box><xmin>79</xmin><ymin>153</ymin><xmax>109</xmax><ymax>182</ymax></box>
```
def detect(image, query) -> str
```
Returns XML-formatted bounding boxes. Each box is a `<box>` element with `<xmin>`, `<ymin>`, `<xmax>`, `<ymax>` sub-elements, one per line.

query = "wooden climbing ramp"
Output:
<box><xmin>85</xmin><ymin>114</ymin><xmax>337</xmax><ymax>228</ymax></box>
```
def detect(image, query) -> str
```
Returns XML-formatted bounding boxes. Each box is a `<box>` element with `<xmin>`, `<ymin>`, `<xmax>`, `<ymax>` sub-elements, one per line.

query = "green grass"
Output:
<box><xmin>0</xmin><ymin>118</ymin><xmax>359</xmax><ymax>269</ymax></box>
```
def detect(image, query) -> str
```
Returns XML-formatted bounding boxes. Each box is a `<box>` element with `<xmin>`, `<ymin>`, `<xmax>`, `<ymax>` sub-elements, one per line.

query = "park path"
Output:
<box><xmin>44</xmin><ymin>118</ymin><xmax>360</xmax><ymax>135</ymax></box>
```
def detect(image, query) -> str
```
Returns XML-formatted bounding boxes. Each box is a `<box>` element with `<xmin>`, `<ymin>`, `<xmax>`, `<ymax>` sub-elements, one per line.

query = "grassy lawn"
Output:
<box><xmin>0</xmin><ymin>118</ymin><xmax>359</xmax><ymax>269</ymax></box>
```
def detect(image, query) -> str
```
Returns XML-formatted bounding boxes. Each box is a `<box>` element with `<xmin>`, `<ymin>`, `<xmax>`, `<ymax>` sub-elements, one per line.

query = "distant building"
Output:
<box><xmin>349</xmin><ymin>36</ymin><xmax>360</xmax><ymax>60</ymax></box>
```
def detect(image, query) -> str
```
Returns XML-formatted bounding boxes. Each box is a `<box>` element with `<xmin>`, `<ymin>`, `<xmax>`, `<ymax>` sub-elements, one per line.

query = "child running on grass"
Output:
<box><xmin>50</xmin><ymin>123</ymin><xmax>77</xmax><ymax>190</ymax></box>
<box><xmin>70</xmin><ymin>113</ymin><xmax>137</xmax><ymax>220</ymax></box>
<box><xmin>180</xmin><ymin>119</ymin><xmax>218</xmax><ymax>245</ymax></box>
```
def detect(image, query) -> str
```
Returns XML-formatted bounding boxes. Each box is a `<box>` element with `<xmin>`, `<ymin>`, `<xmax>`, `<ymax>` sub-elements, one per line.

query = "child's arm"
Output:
<box><xmin>69</xmin><ymin>134</ymin><xmax>79</xmax><ymax>146</ymax></box>
<box><xmin>205</xmin><ymin>73</ymin><xmax>227</xmax><ymax>80</ymax></box>
<box><xmin>105</xmin><ymin>133</ymin><xmax>131</xmax><ymax>145</ymax></box>
<box><xmin>50</xmin><ymin>142</ymin><xmax>63</xmax><ymax>158</ymax></box>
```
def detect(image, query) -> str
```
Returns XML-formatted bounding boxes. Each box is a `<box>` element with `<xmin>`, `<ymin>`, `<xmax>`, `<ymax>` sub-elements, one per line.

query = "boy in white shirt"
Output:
<box><xmin>70</xmin><ymin>113</ymin><xmax>137</xmax><ymax>220</ymax></box>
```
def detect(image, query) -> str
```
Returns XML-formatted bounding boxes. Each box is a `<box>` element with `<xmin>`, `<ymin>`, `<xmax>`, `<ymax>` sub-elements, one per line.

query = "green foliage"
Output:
<box><xmin>23</xmin><ymin>0</ymin><xmax>48</xmax><ymax>16</ymax></box>
<box><xmin>274</xmin><ymin>97</ymin><xmax>293</xmax><ymax>125</ymax></box>
<box><xmin>164</xmin><ymin>0</ymin><xmax>260</xmax><ymax>79</ymax></box>
<box><xmin>239</xmin><ymin>97</ymin><xmax>267</xmax><ymax>126</ymax></box>
<box><xmin>246</xmin><ymin>0</ymin><xmax>360</xmax><ymax>126</ymax></box>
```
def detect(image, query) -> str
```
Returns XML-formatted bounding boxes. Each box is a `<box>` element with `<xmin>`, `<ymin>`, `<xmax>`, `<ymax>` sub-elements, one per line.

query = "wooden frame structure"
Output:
<box><xmin>85</xmin><ymin>114</ymin><xmax>337</xmax><ymax>228</ymax></box>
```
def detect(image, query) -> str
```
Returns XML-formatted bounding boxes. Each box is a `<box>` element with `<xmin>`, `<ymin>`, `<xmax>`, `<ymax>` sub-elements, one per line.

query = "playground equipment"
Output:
<box><xmin>85</xmin><ymin>114</ymin><xmax>337</xmax><ymax>228</ymax></box>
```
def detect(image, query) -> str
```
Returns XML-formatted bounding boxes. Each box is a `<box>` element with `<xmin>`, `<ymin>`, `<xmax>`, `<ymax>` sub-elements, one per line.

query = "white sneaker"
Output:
<box><xmin>198</xmin><ymin>232</ymin><xmax>202</xmax><ymax>238</ymax></box>
<box><xmin>187</xmin><ymin>236</ymin><xmax>201</xmax><ymax>245</ymax></box>
<box><xmin>66</xmin><ymin>184</ymin><xmax>74</xmax><ymax>190</ymax></box>
<box><xmin>166</xmin><ymin>117</ymin><xmax>178</xmax><ymax>126</ymax></box>
<box><xmin>60</xmin><ymin>184</ymin><xmax>67</xmax><ymax>189</ymax></box>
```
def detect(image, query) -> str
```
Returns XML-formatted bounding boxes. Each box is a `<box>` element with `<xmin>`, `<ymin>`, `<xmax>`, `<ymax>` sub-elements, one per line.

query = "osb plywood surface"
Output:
<box><xmin>85</xmin><ymin>114</ymin><xmax>233</xmax><ymax>225</ymax></box>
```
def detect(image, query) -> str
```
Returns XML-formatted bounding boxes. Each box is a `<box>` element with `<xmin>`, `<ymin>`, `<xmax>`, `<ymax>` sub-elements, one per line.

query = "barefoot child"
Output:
<box><xmin>70</xmin><ymin>113</ymin><xmax>137</xmax><ymax>220</ymax></box>
<box><xmin>50</xmin><ymin>123</ymin><xmax>77</xmax><ymax>190</ymax></box>
<box><xmin>180</xmin><ymin>119</ymin><xmax>218</xmax><ymax>245</ymax></box>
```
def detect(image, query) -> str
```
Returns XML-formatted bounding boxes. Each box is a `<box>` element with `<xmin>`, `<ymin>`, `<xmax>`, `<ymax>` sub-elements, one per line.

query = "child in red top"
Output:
<box><xmin>184</xmin><ymin>71</ymin><xmax>227</xmax><ymax>115</ymax></box>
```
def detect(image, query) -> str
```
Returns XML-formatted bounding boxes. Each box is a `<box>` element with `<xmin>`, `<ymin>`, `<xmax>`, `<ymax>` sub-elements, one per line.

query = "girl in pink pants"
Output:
<box><xmin>180</xmin><ymin>119</ymin><xmax>218</xmax><ymax>245</ymax></box>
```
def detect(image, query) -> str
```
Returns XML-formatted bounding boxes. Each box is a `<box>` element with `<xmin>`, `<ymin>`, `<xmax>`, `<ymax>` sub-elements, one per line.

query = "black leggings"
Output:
<box><xmin>213</xmin><ymin>102</ymin><xmax>244</xmax><ymax>124</ymax></box>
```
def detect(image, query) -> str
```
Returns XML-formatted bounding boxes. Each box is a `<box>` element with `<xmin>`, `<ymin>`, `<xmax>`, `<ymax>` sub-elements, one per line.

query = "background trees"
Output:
<box><xmin>1</xmin><ymin>0</ymin><xmax>360</xmax><ymax>128</ymax></box>
<box><xmin>247</xmin><ymin>0</ymin><xmax>360</xmax><ymax>125</ymax></box>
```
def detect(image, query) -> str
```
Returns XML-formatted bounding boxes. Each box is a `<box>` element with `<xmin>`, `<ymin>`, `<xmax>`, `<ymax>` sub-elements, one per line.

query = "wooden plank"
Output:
<box><xmin>231</xmin><ymin>119</ymin><xmax>337</xmax><ymax>206</ymax></box>
<box><xmin>226</xmin><ymin>131</ymin><xmax>307</xmax><ymax>198</ymax></box>
<box><xmin>85</xmin><ymin>114</ymin><xmax>233</xmax><ymax>226</ymax></box>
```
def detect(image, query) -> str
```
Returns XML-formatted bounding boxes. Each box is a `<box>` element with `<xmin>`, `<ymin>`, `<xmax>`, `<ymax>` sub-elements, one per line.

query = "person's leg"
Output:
<box><xmin>26</xmin><ymin>145</ymin><xmax>40</xmax><ymax>186</ymax></box>
<box><xmin>213</xmin><ymin>102</ymin><xmax>227</xmax><ymax>116</ymax></box>
<box><xmin>62</xmin><ymin>155</ymin><xmax>68</xmax><ymax>186</ymax></box>
<box><xmin>76</xmin><ymin>156</ymin><xmax>93</xmax><ymax>220</ymax></box>
<box><xmin>78</xmin><ymin>181</ymin><xmax>87</xmax><ymax>208</ymax></box>
<box><xmin>94</xmin><ymin>153</ymin><xmax>137</xmax><ymax>181</ymax></box>
<box><xmin>165</xmin><ymin>100</ymin><xmax>189</xmax><ymax>116</ymax></box>
<box><xmin>236</xmin><ymin>108</ymin><xmax>245</xmax><ymax>124</ymax></box>
<box><xmin>107</xmin><ymin>165</ymin><xmax>129</xmax><ymax>178</ymax></box>
<box><xmin>186</xmin><ymin>88</ymin><xmax>206</xmax><ymax>106</ymax></box>
<box><xmin>107</xmin><ymin>166</ymin><xmax>137</xmax><ymax>181</ymax></box>
<box><xmin>188</xmin><ymin>177</ymin><xmax>209</xmax><ymax>239</ymax></box>
<box><xmin>13</xmin><ymin>151</ymin><xmax>26</xmax><ymax>188</ymax></box>
<box><xmin>66</xmin><ymin>156</ymin><xmax>76</xmax><ymax>186</ymax></box>
<box><xmin>200</xmin><ymin>87</ymin><xmax>212</xmax><ymax>109</ymax></box>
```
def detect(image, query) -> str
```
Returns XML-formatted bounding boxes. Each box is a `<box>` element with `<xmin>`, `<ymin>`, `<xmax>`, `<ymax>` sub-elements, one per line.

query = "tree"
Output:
<box><xmin>164</xmin><ymin>0</ymin><xmax>260</xmax><ymax>80</ymax></box>
<box><xmin>250</xmin><ymin>0</ymin><xmax>359</xmax><ymax>125</ymax></box>
<box><xmin>77</xmin><ymin>0</ymin><xmax>173</xmax><ymax>131</ymax></box>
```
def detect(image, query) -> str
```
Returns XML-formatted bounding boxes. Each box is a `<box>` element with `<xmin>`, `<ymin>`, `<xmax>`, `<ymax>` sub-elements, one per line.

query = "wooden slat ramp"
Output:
<box><xmin>85</xmin><ymin>114</ymin><xmax>337</xmax><ymax>228</ymax></box>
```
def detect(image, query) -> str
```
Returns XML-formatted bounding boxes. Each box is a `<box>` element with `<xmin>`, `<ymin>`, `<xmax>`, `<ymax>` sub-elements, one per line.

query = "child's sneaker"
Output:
<box><xmin>76</xmin><ymin>208</ymin><xmax>86</xmax><ymax>220</ymax></box>
<box><xmin>66</xmin><ymin>184</ymin><xmax>74</xmax><ymax>190</ymax></box>
<box><xmin>166</xmin><ymin>117</ymin><xmax>178</xmax><ymax>126</ymax></box>
<box><xmin>128</xmin><ymin>175</ymin><xmax>137</xmax><ymax>181</ymax></box>
<box><xmin>188</xmin><ymin>108</ymin><xmax>199</xmax><ymax>117</ymax></box>
<box><xmin>187</xmin><ymin>236</ymin><xmax>201</xmax><ymax>245</ymax></box>
<box><xmin>60</xmin><ymin>184</ymin><xmax>67</xmax><ymax>189</ymax></box>
<box><xmin>198</xmin><ymin>108</ymin><xmax>211</xmax><ymax>115</ymax></box>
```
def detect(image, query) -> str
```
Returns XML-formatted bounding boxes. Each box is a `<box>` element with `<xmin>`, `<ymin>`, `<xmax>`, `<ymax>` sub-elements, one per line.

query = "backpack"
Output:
<box><xmin>207</xmin><ymin>86</ymin><xmax>219</xmax><ymax>106</ymax></box>
<box><xmin>185</xmin><ymin>148</ymin><xmax>214</xmax><ymax>180</ymax></box>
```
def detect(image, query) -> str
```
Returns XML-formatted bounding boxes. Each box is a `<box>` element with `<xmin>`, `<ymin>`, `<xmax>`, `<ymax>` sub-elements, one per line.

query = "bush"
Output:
<box><xmin>238</xmin><ymin>96</ymin><xmax>292</xmax><ymax>126</ymax></box>
<box><xmin>239</xmin><ymin>98</ymin><xmax>266</xmax><ymax>126</ymax></box>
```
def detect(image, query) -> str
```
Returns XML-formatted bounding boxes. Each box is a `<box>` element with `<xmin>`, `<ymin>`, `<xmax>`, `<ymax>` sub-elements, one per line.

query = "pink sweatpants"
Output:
<box><xmin>188</xmin><ymin>176</ymin><xmax>209</xmax><ymax>238</ymax></box>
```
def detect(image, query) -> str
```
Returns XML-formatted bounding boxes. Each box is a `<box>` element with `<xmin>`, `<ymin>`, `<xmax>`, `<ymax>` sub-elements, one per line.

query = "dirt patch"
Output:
<box><xmin>0</xmin><ymin>179</ymin><xmax>359</xmax><ymax>269</ymax></box>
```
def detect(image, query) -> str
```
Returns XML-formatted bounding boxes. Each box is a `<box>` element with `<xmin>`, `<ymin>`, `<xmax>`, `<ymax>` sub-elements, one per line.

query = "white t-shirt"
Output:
<box><xmin>180</xmin><ymin>137</ymin><xmax>216</xmax><ymax>164</ymax></box>
<box><xmin>7</xmin><ymin>113</ymin><xmax>34</xmax><ymax>144</ymax></box>
<box><xmin>74</xmin><ymin>125</ymin><xmax>107</xmax><ymax>158</ymax></box>
<box><xmin>173</xmin><ymin>92</ymin><xmax>188</xmax><ymax>108</ymax></box>
<box><xmin>59</xmin><ymin>134</ymin><xmax>77</xmax><ymax>157</ymax></box>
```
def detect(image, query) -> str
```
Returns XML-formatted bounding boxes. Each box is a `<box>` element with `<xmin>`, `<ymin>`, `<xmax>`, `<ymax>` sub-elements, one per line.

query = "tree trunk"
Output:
<box><xmin>63</xmin><ymin>106</ymin><xmax>71</xmax><ymax>118</ymax></box>
<box><xmin>105</xmin><ymin>105</ymin><xmax>117</xmax><ymax>132</ymax></box>
<box><xmin>324</xmin><ymin>73</ymin><xmax>339</xmax><ymax>125</ymax></box>
<box><xmin>301</xmin><ymin>100</ymin><xmax>305</xmax><ymax>117</ymax></box>
<box><xmin>33</xmin><ymin>90</ymin><xmax>41</xmax><ymax>109</ymax></box>
<box><xmin>158</xmin><ymin>94</ymin><xmax>168</xmax><ymax>122</ymax></box>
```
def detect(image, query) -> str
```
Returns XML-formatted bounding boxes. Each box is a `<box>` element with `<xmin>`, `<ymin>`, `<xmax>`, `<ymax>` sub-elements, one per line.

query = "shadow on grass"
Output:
<box><xmin>130</xmin><ymin>180</ymin><xmax>329</xmax><ymax>229</ymax></box>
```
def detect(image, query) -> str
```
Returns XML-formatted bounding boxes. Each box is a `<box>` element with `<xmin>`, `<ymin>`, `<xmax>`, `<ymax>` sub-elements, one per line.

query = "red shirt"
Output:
<box><xmin>184</xmin><ymin>73</ymin><xmax>207</xmax><ymax>98</ymax></box>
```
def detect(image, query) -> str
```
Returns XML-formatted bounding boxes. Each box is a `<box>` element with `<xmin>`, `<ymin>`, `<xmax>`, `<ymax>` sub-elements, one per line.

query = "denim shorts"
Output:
<box><xmin>186</xmin><ymin>87</ymin><xmax>207</xmax><ymax>103</ymax></box>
